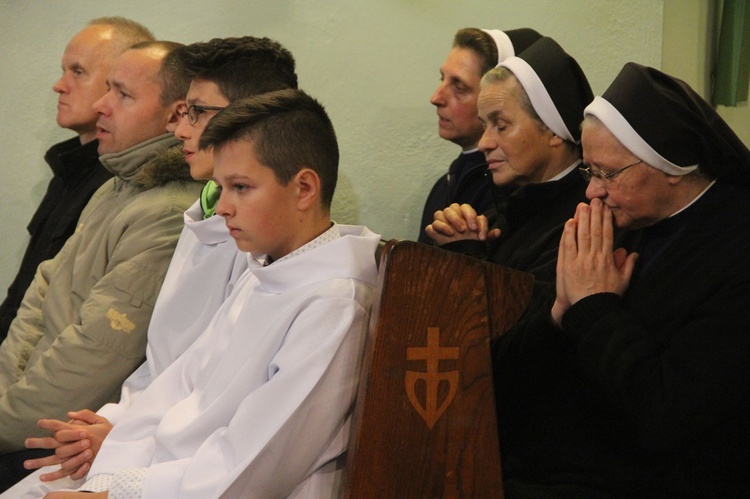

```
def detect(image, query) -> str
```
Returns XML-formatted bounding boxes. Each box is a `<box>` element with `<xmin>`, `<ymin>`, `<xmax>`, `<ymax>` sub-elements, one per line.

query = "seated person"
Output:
<box><xmin>0</xmin><ymin>41</ymin><xmax>199</xmax><ymax>489</ymax></box>
<box><xmin>29</xmin><ymin>89</ymin><xmax>381</xmax><ymax>498</ymax></box>
<box><xmin>15</xmin><ymin>36</ymin><xmax>299</xmax><ymax>488</ymax></box>
<box><xmin>0</xmin><ymin>17</ymin><xmax>154</xmax><ymax>343</ymax></box>
<box><xmin>418</xmin><ymin>27</ymin><xmax>541</xmax><ymax>243</ymax></box>
<box><xmin>425</xmin><ymin>37</ymin><xmax>593</xmax><ymax>477</ymax></box>
<box><xmin>426</xmin><ymin>36</ymin><xmax>592</xmax><ymax>283</ymax></box>
<box><xmin>503</xmin><ymin>63</ymin><xmax>750</xmax><ymax>498</ymax></box>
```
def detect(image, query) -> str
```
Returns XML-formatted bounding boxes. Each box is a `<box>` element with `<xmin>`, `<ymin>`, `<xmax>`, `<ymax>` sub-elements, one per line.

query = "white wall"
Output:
<box><xmin>0</xmin><ymin>0</ymin><xmax>663</xmax><ymax>292</ymax></box>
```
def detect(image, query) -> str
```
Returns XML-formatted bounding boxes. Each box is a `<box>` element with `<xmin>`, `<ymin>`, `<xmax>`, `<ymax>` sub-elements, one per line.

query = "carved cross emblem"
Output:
<box><xmin>405</xmin><ymin>327</ymin><xmax>459</xmax><ymax>429</ymax></box>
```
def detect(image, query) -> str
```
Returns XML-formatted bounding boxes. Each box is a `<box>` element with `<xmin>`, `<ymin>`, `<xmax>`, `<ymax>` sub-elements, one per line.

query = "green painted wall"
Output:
<box><xmin>0</xmin><ymin>0</ymin><xmax>663</xmax><ymax>291</ymax></box>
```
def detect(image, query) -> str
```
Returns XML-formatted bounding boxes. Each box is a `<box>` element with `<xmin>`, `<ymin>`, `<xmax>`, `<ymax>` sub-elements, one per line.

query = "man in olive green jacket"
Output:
<box><xmin>0</xmin><ymin>41</ymin><xmax>201</xmax><ymax>483</ymax></box>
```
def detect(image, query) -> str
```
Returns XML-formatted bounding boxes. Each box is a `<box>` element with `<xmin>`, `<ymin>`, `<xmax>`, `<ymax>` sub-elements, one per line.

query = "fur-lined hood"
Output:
<box><xmin>100</xmin><ymin>134</ymin><xmax>196</xmax><ymax>192</ymax></box>
<box><xmin>131</xmin><ymin>144</ymin><xmax>195</xmax><ymax>190</ymax></box>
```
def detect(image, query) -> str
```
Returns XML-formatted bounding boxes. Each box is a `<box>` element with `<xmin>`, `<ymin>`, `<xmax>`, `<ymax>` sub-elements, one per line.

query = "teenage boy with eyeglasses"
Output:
<box><xmin>14</xmin><ymin>36</ymin><xmax>298</xmax><ymax>491</ymax></box>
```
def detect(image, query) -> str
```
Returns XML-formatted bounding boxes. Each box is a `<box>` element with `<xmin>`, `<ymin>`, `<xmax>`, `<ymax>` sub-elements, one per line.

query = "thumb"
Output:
<box><xmin>619</xmin><ymin>252</ymin><xmax>639</xmax><ymax>282</ymax></box>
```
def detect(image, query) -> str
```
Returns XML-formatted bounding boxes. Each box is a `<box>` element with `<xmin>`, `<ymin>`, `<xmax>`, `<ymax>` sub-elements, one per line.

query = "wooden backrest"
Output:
<box><xmin>341</xmin><ymin>240</ymin><xmax>534</xmax><ymax>498</ymax></box>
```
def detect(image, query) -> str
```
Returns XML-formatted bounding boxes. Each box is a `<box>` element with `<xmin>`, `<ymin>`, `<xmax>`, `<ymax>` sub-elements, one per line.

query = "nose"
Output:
<box><xmin>478</xmin><ymin>127</ymin><xmax>495</xmax><ymax>155</ymax></box>
<box><xmin>585</xmin><ymin>177</ymin><xmax>607</xmax><ymax>201</ymax></box>
<box><xmin>53</xmin><ymin>74</ymin><xmax>67</xmax><ymax>94</ymax></box>
<box><xmin>215</xmin><ymin>186</ymin><xmax>232</xmax><ymax>218</ymax></box>
<box><xmin>430</xmin><ymin>82</ymin><xmax>446</xmax><ymax>107</ymax></box>
<box><xmin>173</xmin><ymin>113</ymin><xmax>191</xmax><ymax>139</ymax></box>
<box><xmin>92</xmin><ymin>91</ymin><xmax>110</xmax><ymax>116</ymax></box>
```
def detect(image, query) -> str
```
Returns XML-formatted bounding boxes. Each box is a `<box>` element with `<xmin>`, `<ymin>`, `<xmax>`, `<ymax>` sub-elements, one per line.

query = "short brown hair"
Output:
<box><xmin>174</xmin><ymin>36</ymin><xmax>298</xmax><ymax>102</ymax></box>
<box><xmin>130</xmin><ymin>41</ymin><xmax>190</xmax><ymax>106</ymax></box>
<box><xmin>453</xmin><ymin>28</ymin><xmax>498</xmax><ymax>76</ymax></box>
<box><xmin>199</xmin><ymin>89</ymin><xmax>338</xmax><ymax>209</ymax></box>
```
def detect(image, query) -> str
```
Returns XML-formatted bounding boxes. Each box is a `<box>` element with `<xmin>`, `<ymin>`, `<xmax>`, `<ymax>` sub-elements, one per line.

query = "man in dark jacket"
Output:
<box><xmin>0</xmin><ymin>17</ymin><xmax>154</xmax><ymax>342</ymax></box>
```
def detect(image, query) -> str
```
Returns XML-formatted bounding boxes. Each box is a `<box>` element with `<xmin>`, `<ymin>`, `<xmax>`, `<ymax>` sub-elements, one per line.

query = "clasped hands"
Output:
<box><xmin>551</xmin><ymin>198</ymin><xmax>638</xmax><ymax>326</ymax></box>
<box><xmin>425</xmin><ymin>203</ymin><xmax>501</xmax><ymax>245</ymax></box>
<box><xmin>23</xmin><ymin>409</ymin><xmax>112</xmax><ymax>483</ymax></box>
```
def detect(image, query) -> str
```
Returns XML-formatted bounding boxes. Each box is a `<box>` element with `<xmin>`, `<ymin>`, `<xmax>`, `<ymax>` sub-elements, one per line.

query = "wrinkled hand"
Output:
<box><xmin>425</xmin><ymin>203</ymin><xmax>500</xmax><ymax>246</ymax></box>
<box><xmin>25</xmin><ymin>410</ymin><xmax>113</xmax><ymax>482</ymax></box>
<box><xmin>551</xmin><ymin>199</ymin><xmax>638</xmax><ymax>326</ymax></box>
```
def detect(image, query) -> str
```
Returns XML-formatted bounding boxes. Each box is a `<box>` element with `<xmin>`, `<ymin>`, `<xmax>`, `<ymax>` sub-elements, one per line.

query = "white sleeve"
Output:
<box><xmin>139</xmin><ymin>295</ymin><xmax>370</xmax><ymax>499</ymax></box>
<box><xmin>108</xmin><ymin>468</ymin><xmax>148</xmax><ymax>498</ymax></box>
<box><xmin>96</xmin><ymin>360</ymin><xmax>151</xmax><ymax>424</ymax></box>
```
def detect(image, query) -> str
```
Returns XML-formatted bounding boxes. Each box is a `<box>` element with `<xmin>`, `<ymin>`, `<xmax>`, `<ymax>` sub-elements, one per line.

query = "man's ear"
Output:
<box><xmin>295</xmin><ymin>168</ymin><xmax>321</xmax><ymax>211</ymax></box>
<box><xmin>165</xmin><ymin>99</ymin><xmax>186</xmax><ymax>133</ymax></box>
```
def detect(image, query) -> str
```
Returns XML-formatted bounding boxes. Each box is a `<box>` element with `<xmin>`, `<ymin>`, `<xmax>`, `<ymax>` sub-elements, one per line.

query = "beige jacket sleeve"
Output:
<box><xmin>0</xmin><ymin>198</ymin><xmax>188</xmax><ymax>453</ymax></box>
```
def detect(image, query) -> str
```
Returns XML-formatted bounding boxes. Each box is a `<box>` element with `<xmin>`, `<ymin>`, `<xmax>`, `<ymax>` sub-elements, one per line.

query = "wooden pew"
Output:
<box><xmin>341</xmin><ymin>240</ymin><xmax>534</xmax><ymax>498</ymax></box>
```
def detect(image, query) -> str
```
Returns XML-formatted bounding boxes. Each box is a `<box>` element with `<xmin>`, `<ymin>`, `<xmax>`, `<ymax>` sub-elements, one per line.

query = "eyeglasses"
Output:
<box><xmin>183</xmin><ymin>104</ymin><xmax>226</xmax><ymax>126</ymax></box>
<box><xmin>578</xmin><ymin>159</ymin><xmax>642</xmax><ymax>183</ymax></box>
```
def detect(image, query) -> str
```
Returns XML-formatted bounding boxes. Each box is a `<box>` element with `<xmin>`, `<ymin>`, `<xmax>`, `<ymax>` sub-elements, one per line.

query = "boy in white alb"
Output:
<box><xmin>13</xmin><ymin>37</ymin><xmax>300</xmax><ymax>490</ymax></box>
<box><xmin>34</xmin><ymin>89</ymin><xmax>380</xmax><ymax>499</ymax></box>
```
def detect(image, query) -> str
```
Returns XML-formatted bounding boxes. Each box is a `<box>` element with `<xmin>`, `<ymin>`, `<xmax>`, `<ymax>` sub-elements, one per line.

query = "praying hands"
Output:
<box><xmin>551</xmin><ymin>198</ymin><xmax>638</xmax><ymax>326</ymax></box>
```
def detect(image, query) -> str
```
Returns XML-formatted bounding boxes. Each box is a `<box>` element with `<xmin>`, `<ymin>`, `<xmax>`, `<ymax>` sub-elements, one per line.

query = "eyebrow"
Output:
<box><xmin>217</xmin><ymin>172</ymin><xmax>250</xmax><ymax>182</ymax></box>
<box><xmin>109</xmin><ymin>79</ymin><xmax>128</xmax><ymax>93</ymax></box>
<box><xmin>483</xmin><ymin>110</ymin><xmax>505</xmax><ymax>125</ymax></box>
<box><xmin>447</xmin><ymin>75</ymin><xmax>469</xmax><ymax>87</ymax></box>
<box><xmin>439</xmin><ymin>68</ymin><xmax>469</xmax><ymax>87</ymax></box>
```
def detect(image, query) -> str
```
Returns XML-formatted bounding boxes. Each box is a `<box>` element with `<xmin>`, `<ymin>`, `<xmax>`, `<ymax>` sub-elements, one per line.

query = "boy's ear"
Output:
<box><xmin>295</xmin><ymin>168</ymin><xmax>321</xmax><ymax>211</ymax></box>
<box><xmin>166</xmin><ymin>99</ymin><xmax>186</xmax><ymax>133</ymax></box>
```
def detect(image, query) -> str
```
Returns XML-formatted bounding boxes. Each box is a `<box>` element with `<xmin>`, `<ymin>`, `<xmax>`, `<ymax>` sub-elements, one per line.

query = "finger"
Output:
<box><xmin>442</xmin><ymin>204</ymin><xmax>468</xmax><ymax>232</ymax></box>
<box><xmin>476</xmin><ymin>215</ymin><xmax>489</xmax><ymax>241</ymax></box>
<box><xmin>60</xmin><ymin>449</ymin><xmax>93</xmax><ymax>474</ymax></box>
<box><xmin>459</xmin><ymin>204</ymin><xmax>479</xmax><ymax>231</ymax></box>
<box><xmin>39</xmin><ymin>468</ymin><xmax>72</xmax><ymax>483</ymax></box>
<box><xmin>563</xmin><ymin>217</ymin><xmax>578</xmax><ymax>260</ymax></box>
<box><xmin>427</xmin><ymin>220</ymin><xmax>455</xmax><ymax>237</ymax></box>
<box><xmin>576</xmin><ymin>202</ymin><xmax>592</xmax><ymax>254</ymax></box>
<box><xmin>424</xmin><ymin>225</ymin><xmax>452</xmax><ymax>247</ymax></box>
<box><xmin>26</xmin><ymin>436</ymin><xmax>63</xmax><ymax>450</ymax></box>
<box><xmin>70</xmin><ymin>461</ymin><xmax>91</xmax><ymax>481</ymax></box>
<box><xmin>556</xmin><ymin>223</ymin><xmax>567</xmax><ymax>291</ymax></box>
<box><xmin>486</xmin><ymin>228</ymin><xmax>502</xmax><ymax>241</ymax></box>
<box><xmin>612</xmin><ymin>247</ymin><xmax>628</xmax><ymax>270</ymax></box>
<box><xmin>555</xmin><ymin>222</ymin><xmax>575</xmax><ymax>276</ymax></box>
<box><xmin>588</xmin><ymin>198</ymin><xmax>604</xmax><ymax>253</ymax></box>
<box><xmin>54</xmin><ymin>429</ymin><xmax>89</xmax><ymax>444</ymax></box>
<box><xmin>67</xmin><ymin>409</ymin><xmax>99</xmax><ymax>424</ymax></box>
<box><xmin>37</xmin><ymin>418</ymin><xmax>76</xmax><ymax>433</ymax></box>
<box><xmin>620</xmin><ymin>252</ymin><xmax>639</xmax><ymax>285</ymax></box>
<box><xmin>556</xmin><ymin>218</ymin><xmax>575</xmax><ymax>307</ymax></box>
<box><xmin>55</xmin><ymin>439</ymin><xmax>91</xmax><ymax>460</ymax></box>
<box><xmin>601</xmin><ymin>203</ymin><xmax>614</xmax><ymax>255</ymax></box>
<box><xmin>24</xmin><ymin>454</ymin><xmax>62</xmax><ymax>470</ymax></box>
<box><xmin>423</xmin><ymin>227</ymin><xmax>439</xmax><ymax>245</ymax></box>
<box><xmin>560</xmin><ymin>218</ymin><xmax>578</xmax><ymax>277</ymax></box>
